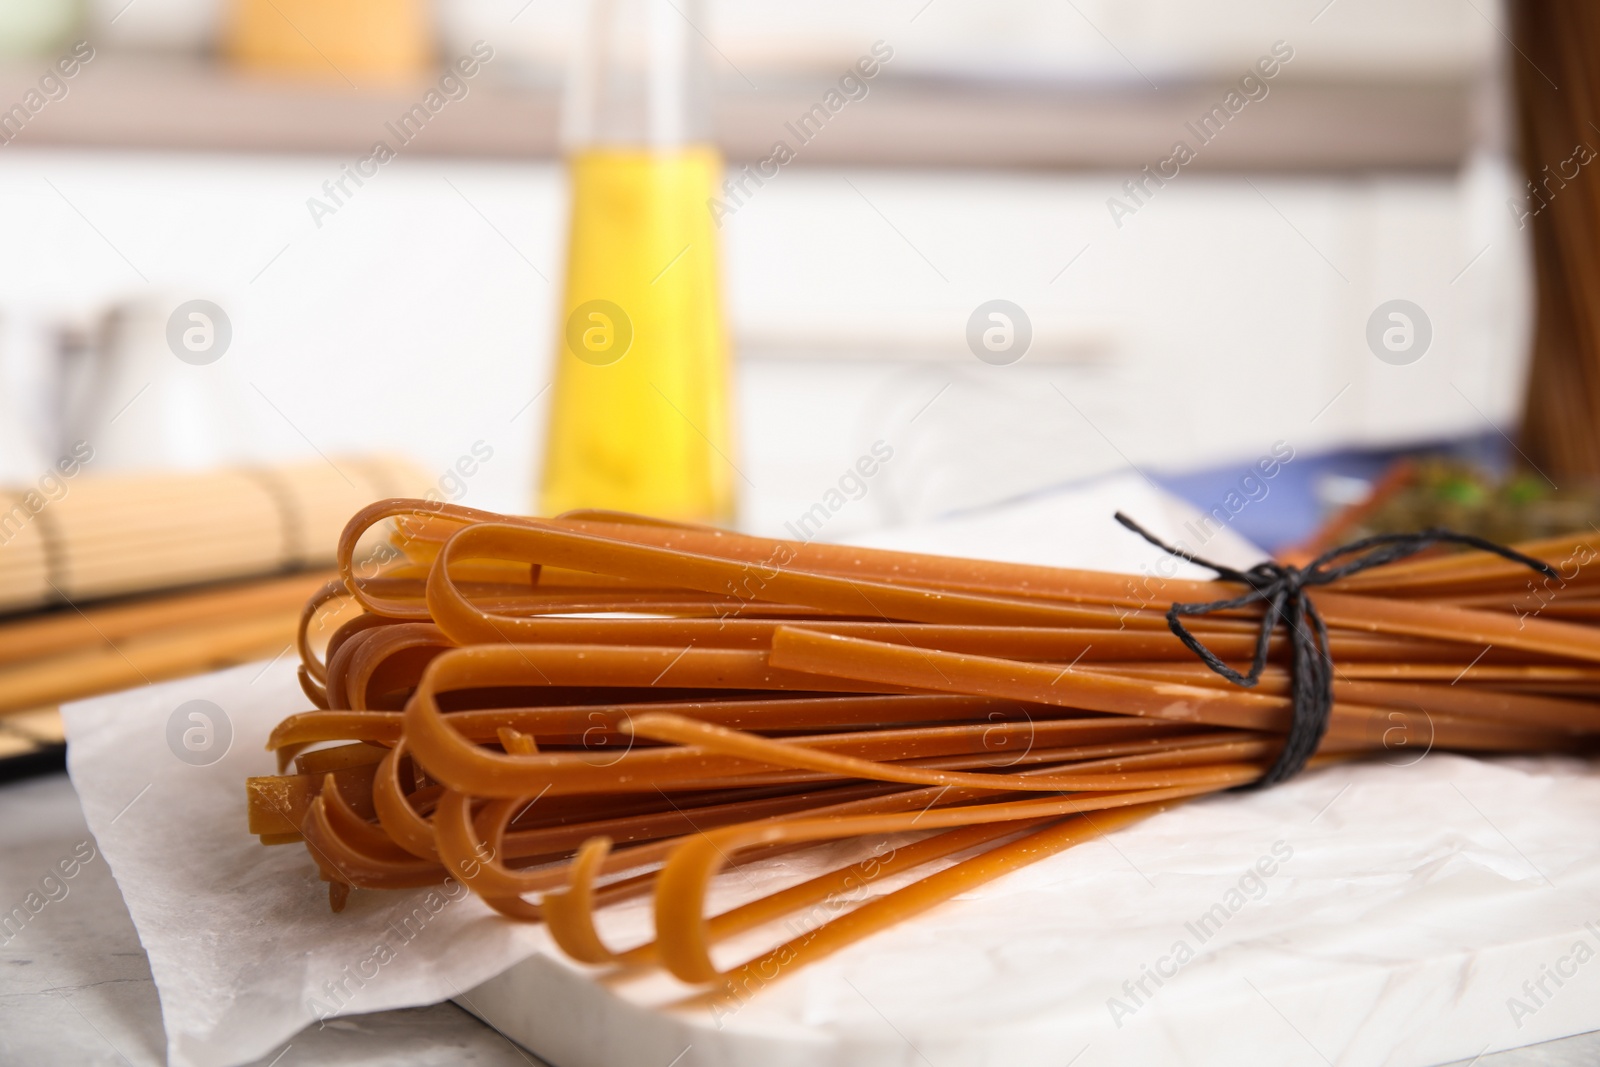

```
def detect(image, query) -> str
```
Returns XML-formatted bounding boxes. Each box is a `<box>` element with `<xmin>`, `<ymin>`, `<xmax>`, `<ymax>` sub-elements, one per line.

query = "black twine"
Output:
<box><xmin>1113</xmin><ymin>512</ymin><xmax>1560</xmax><ymax>787</ymax></box>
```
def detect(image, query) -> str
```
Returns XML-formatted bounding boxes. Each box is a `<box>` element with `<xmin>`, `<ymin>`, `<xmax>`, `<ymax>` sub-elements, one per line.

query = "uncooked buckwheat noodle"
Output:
<box><xmin>249</xmin><ymin>500</ymin><xmax>1599</xmax><ymax>1001</ymax></box>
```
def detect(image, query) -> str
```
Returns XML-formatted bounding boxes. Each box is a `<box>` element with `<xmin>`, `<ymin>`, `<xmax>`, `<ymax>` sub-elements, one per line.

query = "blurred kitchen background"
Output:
<box><xmin>0</xmin><ymin>0</ymin><xmax>1526</xmax><ymax>550</ymax></box>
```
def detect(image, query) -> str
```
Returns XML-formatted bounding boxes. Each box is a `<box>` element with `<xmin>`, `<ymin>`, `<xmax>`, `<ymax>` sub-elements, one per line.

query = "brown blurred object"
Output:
<box><xmin>222</xmin><ymin>0</ymin><xmax>432</xmax><ymax>84</ymax></box>
<box><xmin>0</xmin><ymin>568</ymin><xmax>348</xmax><ymax>779</ymax></box>
<box><xmin>1281</xmin><ymin>459</ymin><xmax>1418</xmax><ymax>566</ymax></box>
<box><xmin>1288</xmin><ymin>455</ymin><xmax>1600</xmax><ymax>565</ymax></box>
<box><xmin>0</xmin><ymin>455</ymin><xmax>422</xmax><ymax>775</ymax></box>
<box><xmin>1513</xmin><ymin>1</ymin><xmax>1600</xmax><ymax>478</ymax></box>
<box><xmin>0</xmin><ymin>454</ymin><xmax>427</xmax><ymax>774</ymax></box>
<box><xmin>0</xmin><ymin>599</ymin><xmax>300</xmax><ymax>715</ymax></box>
<box><xmin>0</xmin><ymin>706</ymin><xmax>65</xmax><ymax>782</ymax></box>
<box><xmin>0</xmin><ymin>455</ymin><xmax>425</xmax><ymax>614</ymax></box>
<box><xmin>0</xmin><ymin>567</ymin><xmax>335</xmax><ymax>674</ymax></box>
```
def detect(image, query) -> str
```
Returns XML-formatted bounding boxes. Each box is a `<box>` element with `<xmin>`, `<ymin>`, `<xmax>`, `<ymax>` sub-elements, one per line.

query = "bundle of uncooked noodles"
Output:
<box><xmin>250</xmin><ymin>501</ymin><xmax>1600</xmax><ymax>998</ymax></box>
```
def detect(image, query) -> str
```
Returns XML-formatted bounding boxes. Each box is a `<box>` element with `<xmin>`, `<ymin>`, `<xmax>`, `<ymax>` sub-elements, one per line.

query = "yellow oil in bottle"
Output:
<box><xmin>539</xmin><ymin>147</ymin><xmax>736</xmax><ymax>522</ymax></box>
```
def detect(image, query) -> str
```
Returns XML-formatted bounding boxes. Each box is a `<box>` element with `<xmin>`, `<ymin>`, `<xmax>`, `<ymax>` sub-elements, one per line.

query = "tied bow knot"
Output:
<box><xmin>1113</xmin><ymin>512</ymin><xmax>1559</xmax><ymax>787</ymax></box>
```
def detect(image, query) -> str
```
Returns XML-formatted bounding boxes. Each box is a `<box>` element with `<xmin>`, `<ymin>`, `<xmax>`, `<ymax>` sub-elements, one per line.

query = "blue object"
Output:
<box><xmin>1151</xmin><ymin>433</ymin><xmax>1510</xmax><ymax>554</ymax></box>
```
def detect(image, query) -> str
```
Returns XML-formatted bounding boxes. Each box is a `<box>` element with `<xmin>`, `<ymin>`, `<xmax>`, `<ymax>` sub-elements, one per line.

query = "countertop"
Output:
<box><xmin>0</xmin><ymin>772</ymin><xmax>538</xmax><ymax>1067</ymax></box>
<box><xmin>3</xmin><ymin>769</ymin><xmax>1600</xmax><ymax>1066</ymax></box>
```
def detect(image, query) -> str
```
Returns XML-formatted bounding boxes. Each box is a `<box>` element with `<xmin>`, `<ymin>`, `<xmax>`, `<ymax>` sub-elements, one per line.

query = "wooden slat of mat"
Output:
<box><xmin>0</xmin><ymin>609</ymin><xmax>305</xmax><ymax>715</ymax></box>
<box><xmin>0</xmin><ymin>570</ymin><xmax>334</xmax><ymax>668</ymax></box>
<box><xmin>0</xmin><ymin>707</ymin><xmax>65</xmax><ymax>782</ymax></box>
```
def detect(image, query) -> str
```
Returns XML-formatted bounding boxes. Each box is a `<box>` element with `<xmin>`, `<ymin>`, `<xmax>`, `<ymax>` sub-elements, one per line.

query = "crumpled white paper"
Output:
<box><xmin>60</xmin><ymin>474</ymin><xmax>1600</xmax><ymax>1067</ymax></box>
<box><xmin>454</xmin><ymin>751</ymin><xmax>1600</xmax><ymax>1067</ymax></box>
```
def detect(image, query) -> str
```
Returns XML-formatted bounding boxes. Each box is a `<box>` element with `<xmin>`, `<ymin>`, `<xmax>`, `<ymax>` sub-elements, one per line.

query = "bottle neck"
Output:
<box><xmin>563</xmin><ymin>0</ymin><xmax>713</xmax><ymax>150</ymax></box>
